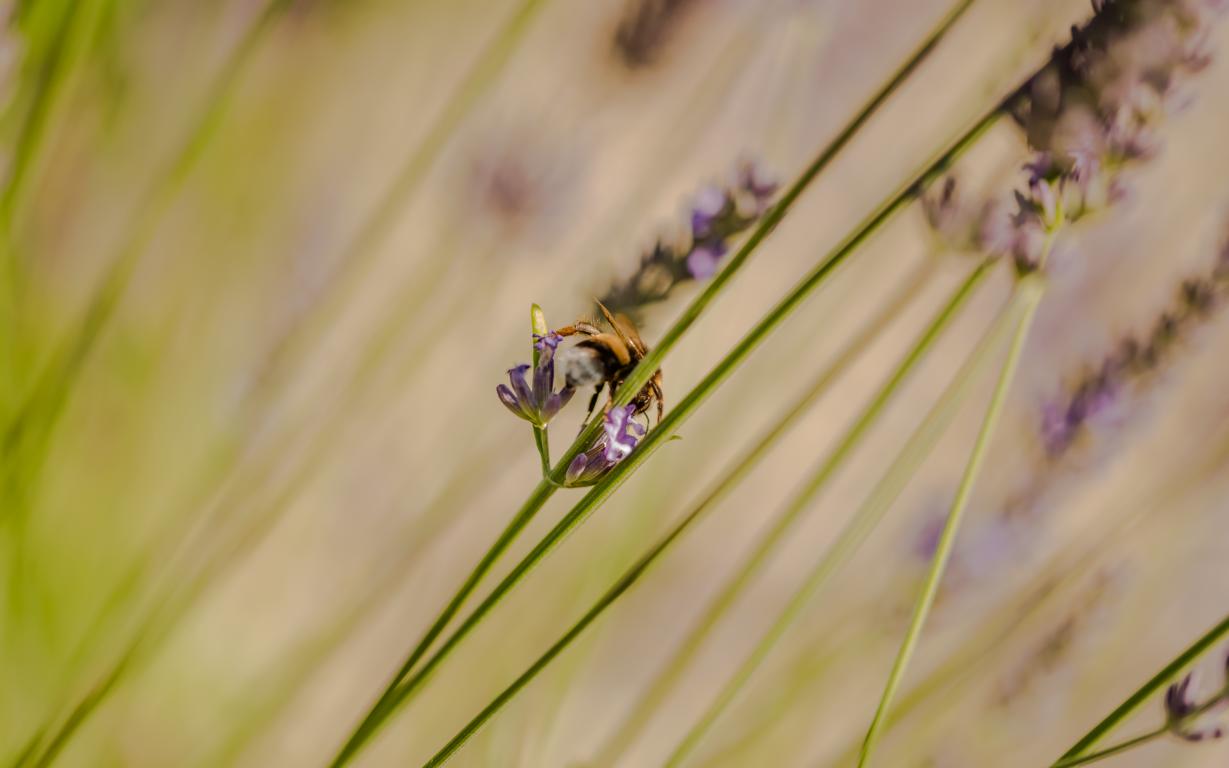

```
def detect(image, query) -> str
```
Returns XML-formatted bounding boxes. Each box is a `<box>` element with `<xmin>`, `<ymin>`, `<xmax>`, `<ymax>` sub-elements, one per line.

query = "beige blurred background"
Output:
<box><xmin>4</xmin><ymin>0</ymin><xmax>1229</xmax><ymax>765</ymax></box>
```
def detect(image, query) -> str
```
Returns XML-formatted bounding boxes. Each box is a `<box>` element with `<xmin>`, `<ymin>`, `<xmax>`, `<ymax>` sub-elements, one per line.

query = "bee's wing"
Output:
<box><xmin>595</xmin><ymin>299</ymin><xmax>648</xmax><ymax>356</ymax></box>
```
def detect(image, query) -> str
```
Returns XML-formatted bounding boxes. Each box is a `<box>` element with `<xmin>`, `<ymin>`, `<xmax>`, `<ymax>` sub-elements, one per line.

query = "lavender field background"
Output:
<box><xmin>4</xmin><ymin>0</ymin><xmax>1229</xmax><ymax>766</ymax></box>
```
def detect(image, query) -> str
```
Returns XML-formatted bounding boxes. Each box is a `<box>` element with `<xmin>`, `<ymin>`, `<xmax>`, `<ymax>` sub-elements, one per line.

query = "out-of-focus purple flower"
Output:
<box><xmin>690</xmin><ymin>184</ymin><xmax>728</xmax><ymax>239</ymax></box>
<box><xmin>686</xmin><ymin>244</ymin><xmax>725</xmax><ymax>280</ymax></box>
<box><xmin>599</xmin><ymin>159</ymin><xmax>778</xmax><ymax>317</ymax></box>
<box><xmin>1040</xmin><ymin>228</ymin><xmax>1229</xmax><ymax>461</ymax></box>
<box><xmin>497</xmin><ymin>333</ymin><xmax>574</xmax><ymax>427</ymax></box>
<box><xmin>565</xmin><ymin>405</ymin><xmax>645</xmax><ymax>486</ymax></box>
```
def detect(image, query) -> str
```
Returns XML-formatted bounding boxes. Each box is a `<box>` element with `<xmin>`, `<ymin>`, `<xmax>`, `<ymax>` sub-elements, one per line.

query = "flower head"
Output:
<box><xmin>564</xmin><ymin>405</ymin><xmax>646</xmax><ymax>486</ymax></box>
<box><xmin>497</xmin><ymin>333</ymin><xmax>574</xmax><ymax>427</ymax></box>
<box><xmin>599</xmin><ymin>159</ymin><xmax>778</xmax><ymax>317</ymax></box>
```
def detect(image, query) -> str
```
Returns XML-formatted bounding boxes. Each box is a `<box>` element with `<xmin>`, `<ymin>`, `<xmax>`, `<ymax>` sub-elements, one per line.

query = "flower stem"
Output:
<box><xmin>533</xmin><ymin>428</ymin><xmax>552</xmax><ymax>478</ymax></box>
<box><xmin>424</xmin><ymin>258</ymin><xmax>985</xmax><ymax>768</ymax></box>
<box><xmin>594</xmin><ymin>258</ymin><xmax>986</xmax><ymax>767</ymax></box>
<box><xmin>328</xmin><ymin>4</ymin><xmax>991</xmax><ymax>760</ymax></box>
<box><xmin>663</xmin><ymin>284</ymin><xmax>1025</xmax><ymax>768</ymax></box>
<box><xmin>857</xmin><ymin>270</ymin><xmax>1047</xmax><ymax>768</ymax></box>
<box><xmin>1054</xmin><ymin>611</ymin><xmax>1229</xmax><ymax>762</ymax></box>
<box><xmin>1050</xmin><ymin>727</ymin><xmax>1167</xmax><ymax>768</ymax></box>
<box><xmin>341</xmin><ymin>105</ymin><xmax>1002</xmax><ymax>766</ymax></box>
<box><xmin>592</xmin><ymin>256</ymin><xmax>941</xmax><ymax>766</ymax></box>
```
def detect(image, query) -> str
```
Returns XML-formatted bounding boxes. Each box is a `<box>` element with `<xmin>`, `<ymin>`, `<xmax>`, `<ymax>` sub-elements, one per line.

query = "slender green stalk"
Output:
<box><xmin>857</xmin><ymin>271</ymin><xmax>1046</xmax><ymax>767</ymax></box>
<box><xmin>1054</xmin><ymin>611</ymin><xmax>1229</xmax><ymax>762</ymax></box>
<box><xmin>662</xmin><ymin>286</ymin><xmax>1024</xmax><ymax>768</ymax></box>
<box><xmin>418</xmin><ymin>261</ymin><xmax>990</xmax><ymax>768</ymax></box>
<box><xmin>1050</xmin><ymin>727</ymin><xmax>1166</xmax><ymax>768</ymax></box>
<box><xmin>329</xmin><ymin>3</ymin><xmax>986</xmax><ymax>759</ymax></box>
<box><xmin>533</xmin><ymin>428</ymin><xmax>551</xmax><ymax>478</ymax></box>
<box><xmin>332</xmin><ymin>99</ymin><xmax>1005</xmax><ymax>764</ymax></box>
<box><xmin>595</xmin><ymin>259</ymin><xmax>987</xmax><ymax>766</ymax></box>
<box><xmin>590</xmin><ymin>257</ymin><xmax>941</xmax><ymax>767</ymax></box>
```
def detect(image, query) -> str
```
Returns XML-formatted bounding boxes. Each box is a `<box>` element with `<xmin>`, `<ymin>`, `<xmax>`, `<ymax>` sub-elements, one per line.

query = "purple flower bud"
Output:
<box><xmin>690</xmin><ymin>184</ymin><xmax>728</xmax><ymax>239</ymax></box>
<box><xmin>685</xmin><ymin>244</ymin><xmax>726</xmax><ymax>279</ymax></box>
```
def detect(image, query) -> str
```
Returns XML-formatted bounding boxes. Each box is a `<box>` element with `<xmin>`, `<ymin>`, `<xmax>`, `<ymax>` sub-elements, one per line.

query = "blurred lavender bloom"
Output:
<box><xmin>1040</xmin><ymin>231</ymin><xmax>1229</xmax><ymax>460</ymax></box>
<box><xmin>600</xmin><ymin>159</ymin><xmax>778</xmax><ymax>317</ymax></box>
<box><xmin>565</xmin><ymin>405</ymin><xmax>645</xmax><ymax>486</ymax></box>
<box><xmin>685</xmin><ymin>244</ymin><xmax>726</xmax><ymax>280</ymax></box>
<box><xmin>497</xmin><ymin>331</ymin><xmax>574</xmax><ymax>427</ymax></box>
<box><xmin>928</xmin><ymin>0</ymin><xmax>1224</xmax><ymax>258</ymax></box>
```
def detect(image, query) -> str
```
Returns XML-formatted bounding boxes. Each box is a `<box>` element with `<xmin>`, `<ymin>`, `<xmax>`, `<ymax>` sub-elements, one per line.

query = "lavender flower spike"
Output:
<box><xmin>497</xmin><ymin>330</ymin><xmax>574</xmax><ymax>427</ymax></box>
<box><xmin>565</xmin><ymin>405</ymin><xmax>645</xmax><ymax>486</ymax></box>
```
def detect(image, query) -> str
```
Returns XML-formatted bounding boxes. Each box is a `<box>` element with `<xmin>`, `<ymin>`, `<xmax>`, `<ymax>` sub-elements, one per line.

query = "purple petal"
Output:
<box><xmin>533</xmin><ymin>357</ymin><xmax>553</xmax><ymax>408</ymax></box>
<box><xmin>496</xmin><ymin>384</ymin><xmax>528</xmax><ymax>420</ymax></box>
<box><xmin>686</xmin><ymin>246</ymin><xmax>722</xmax><ymax>280</ymax></box>
<box><xmin>508</xmin><ymin>364</ymin><xmax>534</xmax><ymax>410</ymax></box>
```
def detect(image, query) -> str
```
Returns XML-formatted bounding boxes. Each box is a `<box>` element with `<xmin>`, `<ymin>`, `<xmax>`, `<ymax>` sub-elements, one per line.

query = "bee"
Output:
<box><xmin>556</xmin><ymin>300</ymin><xmax>664</xmax><ymax>427</ymax></box>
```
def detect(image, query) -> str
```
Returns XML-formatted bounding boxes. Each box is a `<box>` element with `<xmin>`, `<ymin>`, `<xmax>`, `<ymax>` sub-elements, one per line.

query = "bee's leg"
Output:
<box><xmin>580</xmin><ymin>382</ymin><xmax>605</xmax><ymax>433</ymax></box>
<box><xmin>556</xmin><ymin>321</ymin><xmax>601</xmax><ymax>338</ymax></box>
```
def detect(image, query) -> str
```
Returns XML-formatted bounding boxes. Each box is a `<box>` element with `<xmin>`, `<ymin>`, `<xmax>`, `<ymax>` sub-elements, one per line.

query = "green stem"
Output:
<box><xmin>422</xmin><ymin>259</ymin><xmax>982</xmax><ymax>768</ymax></box>
<box><xmin>335</xmin><ymin>99</ymin><xmax>1003</xmax><ymax>764</ymax></box>
<box><xmin>1055</xmin><ymin>611</ymin><xmax>1229</xmax><ymax>761</ymax></box>
<box><xmin>1050</xmin><ymin>727</ymin><xmax>1166</xmax><ymax>768</ymax></box>
<box><xmin>594</xmin><ymin>259</ymin><xmax>983</xmax><ymax>767</ymax></box>
<box><xmin>533</xmin><ymin>427</ymin><xmax>551</xmax><ymax>478</ymax></box>
<box><xmin>857</xmin><ymin>271</ymin><xmax>1047</xmax><ymax>767</ymax></box>
<box><xmin>328</xmin><ymin>2</ymin><xmax>988</xmax><ymax>759</ymax></box>
<box><xmin>663</xmin><ymin>284</ymin><xmax>1025</xmax><ymax>768</ymax></box>
<box><xmin>591</xmin><ymin>256</ymin><xmax>940</xmax><ymax>767</ymax></box>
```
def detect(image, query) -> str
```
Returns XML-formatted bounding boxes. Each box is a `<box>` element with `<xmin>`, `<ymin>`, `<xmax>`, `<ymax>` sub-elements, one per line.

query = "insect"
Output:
<box><xmin>555</xmin><ymin>300</ymin><xmax>664</xmax><ymax>427</ymax></box>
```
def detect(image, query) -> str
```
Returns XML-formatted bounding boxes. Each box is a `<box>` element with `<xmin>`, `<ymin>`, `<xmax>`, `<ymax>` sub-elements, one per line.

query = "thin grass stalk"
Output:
<box><xmin>1050</xmin><ymin>727</ymin><xmax>1167</xmax><ymax>768</ymax></box>
<box><xmin>1053</xmin><ymin>611</ymin><xmax>1229</xmax><ymax>763</ymax></box>
<box><xmin>329</xmin><ymin>3</ymin><xmax>983</xmax><ymax>759</ymax></box>
<box><xmin>418</xmin><ymin>259</ymin><xmax>990</xmax><ymax>767</ymax></box>
<box><xmin>590</xmin><ymin>255</ymin><xmax>941</xmax><ymax>768</ymax></box>
<box><xmin>331</xmin><ymin>100</ymin><xmax>1005</xmax><ymax>764</ymax></box>
<box><xmin>856</xmin><ymin>269</ymin><xmax>1047</xmax><ymax>767</ymax></box>
<box><xmin>593</xmin><ymin>258</ymin><xmax>986</xmax><ymax>767</ymax></box>
<box><xmin>661</xmin><ymin>285</ymin><xmax>1024</xmax><ymax>768</ymax></box>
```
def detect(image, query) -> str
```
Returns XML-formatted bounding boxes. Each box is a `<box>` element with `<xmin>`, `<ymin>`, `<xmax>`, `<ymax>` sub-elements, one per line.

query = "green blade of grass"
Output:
<box><xmin>331</xmin><ymin>94</ymin><xmax>1004</xmax><ymax>763</ymax></box>
<box><xmin>327</xmin><ymin>2</ymin><xmax>985</xmax><ymax>761</ymax></box>
<box><xmin>662</xmin><ymin>281</ymin><xmax>1025</xmax><ymax>768</ymax></box>
<box><xmin>592</xmin><ymin>259</ymin><xmax>988</xmax><ymax>767</ymax></box>
<box><xmin>857</xmin><ymin>271</ymin><xmax>1045</xmax><ymax>767</ymax></box>
<box><xmin>1053</xmin><ymin>611</ymin><xmax>1229</xmax><ymax>763</ymax></box>
<box><xmin>418</xmin><ymin>259</ymin><xmax>993</xmax><ymax>767</ymax></box>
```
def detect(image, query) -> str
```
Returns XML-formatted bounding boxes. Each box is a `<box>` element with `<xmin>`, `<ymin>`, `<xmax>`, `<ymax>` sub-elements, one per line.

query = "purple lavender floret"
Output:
<box><xmin>497</xmin><ymin>332</ymin><xmax>574</xmax><ymax>427</ymax></box>
<box><xmin>600</xmin><ymin>159</ymin><xmax>778</xmax><ymax>316</ymax></box>
<box><xmin>565</xmin><ymin>405</ymin><xmax>645</xmax><ymax>486</ymax></box>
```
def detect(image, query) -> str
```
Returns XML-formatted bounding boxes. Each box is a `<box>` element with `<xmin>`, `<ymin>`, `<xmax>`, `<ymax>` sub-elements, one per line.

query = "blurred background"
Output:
<box><xmin>4</xmin><ymin>0</ymin><xmax>1229</xmax><ymax>765</ymax></box>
